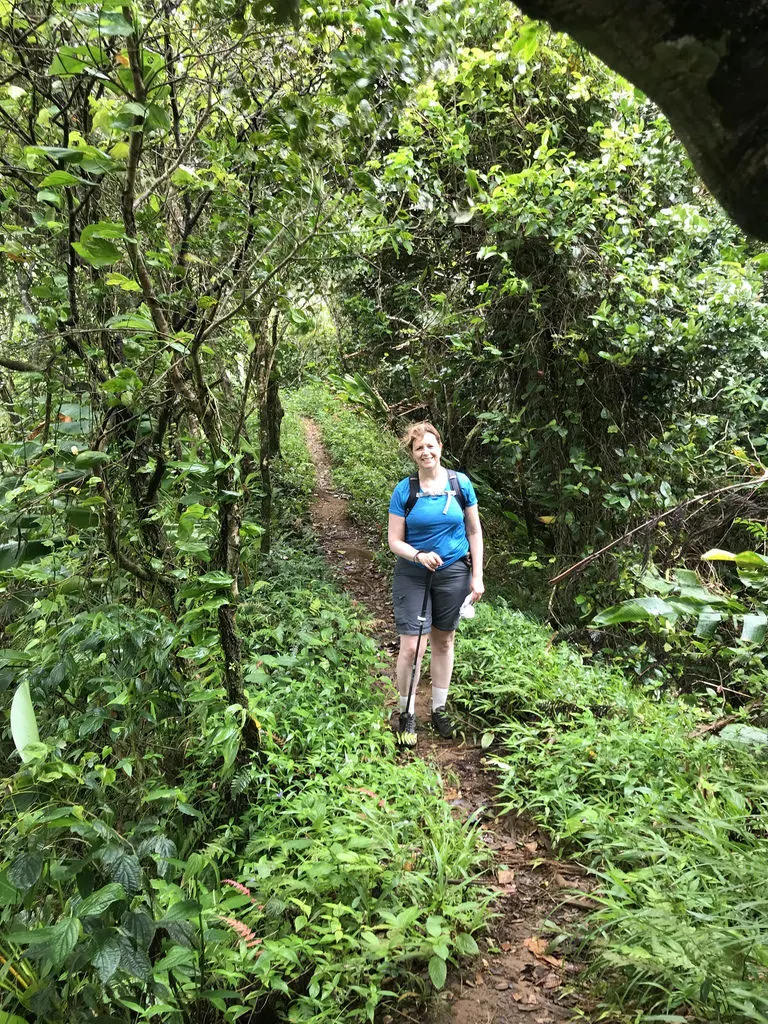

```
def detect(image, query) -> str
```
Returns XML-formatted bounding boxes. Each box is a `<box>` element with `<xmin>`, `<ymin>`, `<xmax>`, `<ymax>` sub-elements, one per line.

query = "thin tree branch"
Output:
<box><xmin>549</xmin><ymin>473</ymin><xmax>768</xmax><ymax>586</ymax></box>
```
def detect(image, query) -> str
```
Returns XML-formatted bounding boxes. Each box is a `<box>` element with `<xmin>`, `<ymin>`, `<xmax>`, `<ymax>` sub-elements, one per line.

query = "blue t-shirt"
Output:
<box><xmin>389</xmin><ymin>472</ymin><xmax>477</xmax><ymax>569</ymax></box>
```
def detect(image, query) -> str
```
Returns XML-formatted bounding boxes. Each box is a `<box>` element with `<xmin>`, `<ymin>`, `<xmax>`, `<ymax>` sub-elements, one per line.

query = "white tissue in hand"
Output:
<box><xmin>459</xmin><ymin>594</ymin><xmax>475</xmax><ymax>619</ymax></box>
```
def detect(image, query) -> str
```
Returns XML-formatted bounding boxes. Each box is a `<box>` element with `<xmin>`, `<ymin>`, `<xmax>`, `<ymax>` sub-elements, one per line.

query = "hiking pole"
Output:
<box><xmin>397</xmin><ymin>567</ymin><xmax>433</xmax><ymax>748</ymax></box>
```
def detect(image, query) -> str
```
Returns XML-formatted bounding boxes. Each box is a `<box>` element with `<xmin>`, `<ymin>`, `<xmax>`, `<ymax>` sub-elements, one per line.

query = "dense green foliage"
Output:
<box><xmin>327</xmin><ymin>8</ymin><xmax>768</xmax><ymax>619</ymax></box>
<box><xmin>5</xmin><ymin>0</ymin><xmax>768</xmax><ymax>1020</ymax></box>
<box><xmin>1</xmin><ymin>402</ymin><xmax>488</xmax><ymax>1023</ymax></box>
<box><xmin>451</xmin><ymin>606</ymin><xmax>768</xmax><ymax>1023</ymax></box>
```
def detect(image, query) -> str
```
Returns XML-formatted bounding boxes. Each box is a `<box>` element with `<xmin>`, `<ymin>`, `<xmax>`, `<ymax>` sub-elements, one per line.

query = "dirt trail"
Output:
<box><xmin>303</xmin><ymin>420</ymin><xmax>587</xmax><ymax>1024</ymax></box>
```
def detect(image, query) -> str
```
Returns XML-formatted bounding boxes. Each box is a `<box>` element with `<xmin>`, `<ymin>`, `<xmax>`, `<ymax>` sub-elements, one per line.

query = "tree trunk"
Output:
<box><xmin>266</xmin><ymin>365</ymin><xmax>283</xmax><ymax>459</ymax></box>
<box><xmin>258</xmin><ymin>410</ymin><xmax>273</xmax><ymax>557</ymax></box>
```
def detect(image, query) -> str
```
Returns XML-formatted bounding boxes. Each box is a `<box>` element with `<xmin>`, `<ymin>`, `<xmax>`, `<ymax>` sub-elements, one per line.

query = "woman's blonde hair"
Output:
<box><xmin>402</xmin><ymin>421</ymin><xmax>442</xmax><ymax>452</ymax></box>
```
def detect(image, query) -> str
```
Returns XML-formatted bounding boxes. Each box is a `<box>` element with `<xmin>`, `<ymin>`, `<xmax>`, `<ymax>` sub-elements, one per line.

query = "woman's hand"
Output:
<box><xmin>417</xmin><ymin>550</ymin><xmax>443</xmax><ymax>571</ymax></box>
<box><xmin>470</xmin><ymin>577</ymin><xmax>485</xmax><ymax>602</ymax></box>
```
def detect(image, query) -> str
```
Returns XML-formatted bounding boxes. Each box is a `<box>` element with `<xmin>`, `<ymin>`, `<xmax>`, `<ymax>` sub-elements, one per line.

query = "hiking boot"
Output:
<box><xmin>396</xmin><ymin>712</ymin><xmax>417</xmax><ymax>748</ymax></box>
<box><xmin>431</xmin><ymin>707</ymin><xmax>455</xmax><ymax>739</ymax></box>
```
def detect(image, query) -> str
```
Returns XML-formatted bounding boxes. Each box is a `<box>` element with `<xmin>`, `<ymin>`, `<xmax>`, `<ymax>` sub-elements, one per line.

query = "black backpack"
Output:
<box><xmin>403</xmin><ymin>469</ymin><xmax>467</xmax><ymax>520</ymax></box>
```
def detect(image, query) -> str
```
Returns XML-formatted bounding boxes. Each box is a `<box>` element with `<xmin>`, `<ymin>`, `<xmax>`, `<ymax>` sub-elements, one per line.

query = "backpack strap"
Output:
<box><xmin>403</xmin><ymin>475</ymin><xmax>419</xmax><ymax>518</ymax></box>
<box><xmin>404</xmin><ymin>471</ymin><xmax>467</xmax><ymax>519</ymax></box>
<box><xmin>447</xmin><ymin>469</ymin><xmax>467</xmax><ymax>512</ymax></box>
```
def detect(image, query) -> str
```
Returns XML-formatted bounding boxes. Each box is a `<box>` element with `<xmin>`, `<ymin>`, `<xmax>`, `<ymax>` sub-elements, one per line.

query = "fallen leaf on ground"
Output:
<box><xmin>497</xmin><ymin>869</ymin><xmax>515</xmax><ymax>884</ymax></box>
<box><xmin>524</xmin><ymin>936</ymin><xmax>563</xmax><ymax>969</ymax></box>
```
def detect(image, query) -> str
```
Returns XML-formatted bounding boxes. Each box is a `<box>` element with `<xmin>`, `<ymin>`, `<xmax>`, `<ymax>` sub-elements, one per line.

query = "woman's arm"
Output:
<box><xmin>465</xmin><ymin>505</ymin><xmax>485</xmax><ymax>600</ymax></box>
<box><xmin>388</xmin><ymin>513</ymin><xmax>442</xmax><ymax>569</ymax></box>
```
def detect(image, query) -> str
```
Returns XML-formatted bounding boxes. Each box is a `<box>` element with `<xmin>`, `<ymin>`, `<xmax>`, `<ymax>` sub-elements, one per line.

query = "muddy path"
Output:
<box><xmin>303</xmin><ymin>419</ymin><xmax>590</xmax><ymax>1024</ymax></box>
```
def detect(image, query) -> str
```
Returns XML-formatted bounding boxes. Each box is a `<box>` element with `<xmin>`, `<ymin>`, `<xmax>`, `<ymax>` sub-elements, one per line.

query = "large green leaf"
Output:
<box><xmin>741</xmin><ymin>614</ymin><xmax>767</xmax><ymax>643</ymax></box>
<box><xmin>0</xmin><ymin>872</ymin><xmax>20</xmax><ymax>907</ymax></box>
<box><xmin>0</xmin><ymin>1011</ymin><xmax>31</xmax><ymax>1024</ymax></box>
<box><xmin>72</xmin><ymin>238</ymin><xmax>121</xmax><ymax>268</ymax></box>
<box><xmin>100</xmin><ymin>846</ymin><xmax>141</xmax><ymax>894</ymax></box>
<box><xmin>47</xmin><ymin>917</ymin><xmax>80</xmax><ymax>966</ymax></box>
<box><xmin>118</xmin><ymin>937</ymin><xmax>151</xmax><ymax>980</ymax></box>
<box><xmin>0</xmin><ymin>540</ymin><xmax>51</xmax><ymax>570</ymax></box>
<box><xmin>90</xmin><ymin>930</ymin><xmax>123</xmax><ymax>982</ymax></box>
<box><xmin>77</xmin><ymin>882</ymin><xmax>126</xmax><ymax>918</ymax></box>
<box><xmin>39</xmin><ymin>170</ymin><xmax>84</xmax><ymax>187</ymax></box>
<box><xmin>593</xmin><ymin>597</ymin><xmax>677</xmax><ymax>626</ymax></box>
<box><xmin>455</xmin><ymin>932</ymin><xmax>479</xmax><ymax>955</ymax></box>
<box><xmin>10</xmin><ymin>681</ymin><xmax>40</xmax><ymax>762</ymax></box>
<box><xmin>7</xmin><ymin>852</ymin><xmax>42</xmax><ymax>891</ymax></box>
<box><xmin>428</xmin><ymin>954</ymin><xmax>447</xmax><ymax>989</ymax></box>
<box><xmin>694</xmin><ymin>611</ymin><xmax>722</xmax><ymax>637</ymax></box>
<box><xmin>73</xmin><ymin>450</ymin><xmax>111</xmax><ymax>470</ymax></box>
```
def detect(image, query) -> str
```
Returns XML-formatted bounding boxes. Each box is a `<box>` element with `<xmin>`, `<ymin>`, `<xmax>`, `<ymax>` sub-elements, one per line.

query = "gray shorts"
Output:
<box><xmin>392</xmin><ymin>557</ymin><xmax>471</xmax><ymax>635</ymax></box>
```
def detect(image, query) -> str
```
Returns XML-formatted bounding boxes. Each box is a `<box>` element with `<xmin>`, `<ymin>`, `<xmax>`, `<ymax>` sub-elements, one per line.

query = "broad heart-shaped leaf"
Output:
<box><xmin>11</xmin><ymin>681</ymin><xmax>40</xmax><ymax>762</ymax></box>
<box><xmin>593</xmin><ymin>596</ymin><xmax>677</xmax><ymax>626</ymax></box>
<box><xmin>47</xmin><ymin>917</ymin><xmax>80</xmax><ymax>966</ymax></box>
<box><xmin>72</xmin><ymin>237</ymin><xmax>120</xmax><ymax>268</ymax></box>
<box><xmin>428</xmin><ymin>954</ymin><xmax>447</xmax><ymax>989</ymax></box>
<box><xmin>90</xmin><ymin>929</ymin><xmax>123</xmax><ymax>982</ymax></box>
<box><xmin>100</xmin><ymin>845</ymin><xmax>141</xmax><ymax>894</ymax></box>
<box><xmin>77</xmin><ymin>882</ymin><xmax>126</xmax><ymax>918</ymax></box>
<box><xmin>8</xmin><ymin>851</ymin><xmax>42</xmax><ymax>891</ymax></box>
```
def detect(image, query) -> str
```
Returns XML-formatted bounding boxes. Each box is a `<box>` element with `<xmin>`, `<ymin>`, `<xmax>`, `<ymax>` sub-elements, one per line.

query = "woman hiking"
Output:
<box><xmin>387</xmin><ymin>422</ymin><xmax>484</xmax><ymax>746</ymax></box>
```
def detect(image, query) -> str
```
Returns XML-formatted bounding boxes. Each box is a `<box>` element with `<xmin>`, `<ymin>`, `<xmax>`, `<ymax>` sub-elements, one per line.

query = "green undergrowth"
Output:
<box><xmin>0</xmin><ymin>408</ymin><xmax>489</xmax><ymax>1023</ymax></box>
<box><xmin>451</xmin><ymin>602</ymin><xmax>768</xmax><ymax>1023</ymax></box>
<box><xmin>287</xmin><ymin>384</ymin><xmax>410</xmax><ymax>541</ymax></box>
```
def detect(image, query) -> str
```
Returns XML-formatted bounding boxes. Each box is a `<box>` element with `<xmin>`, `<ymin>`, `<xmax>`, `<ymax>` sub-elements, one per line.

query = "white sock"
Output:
<box><xmin>399</xmin><ymin>695</ymin><xmax>415</xmax><ymax>713</ymax></box>
<box><xmin>432</xmin><ymin>687</ymin><xmax>449</xmax><ymax>711</ymax></box>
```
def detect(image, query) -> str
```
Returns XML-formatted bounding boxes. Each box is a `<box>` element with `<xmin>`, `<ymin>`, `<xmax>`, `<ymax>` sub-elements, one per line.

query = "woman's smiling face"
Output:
<box><xmin>411</xmin><ymin>431</ymin><xmax>442</xmax><ymax>468</ymax></box>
